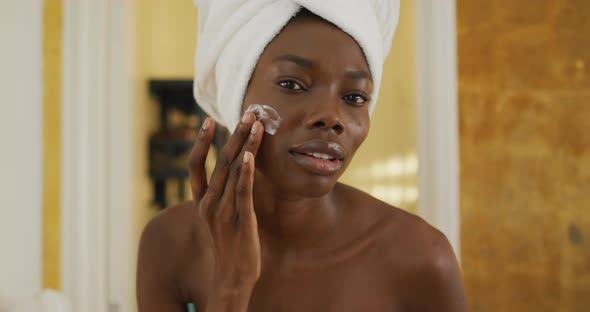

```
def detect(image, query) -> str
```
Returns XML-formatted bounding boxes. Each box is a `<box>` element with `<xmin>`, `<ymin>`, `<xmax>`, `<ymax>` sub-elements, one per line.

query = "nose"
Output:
<box><xmin>304</xmin><ymin>99</ymin><xmax>344</xmax><ymax>135</ymax></box>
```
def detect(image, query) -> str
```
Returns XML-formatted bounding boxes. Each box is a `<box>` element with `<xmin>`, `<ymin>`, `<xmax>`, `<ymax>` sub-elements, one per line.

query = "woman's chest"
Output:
<box><xmin>245</xmin><ymin>263</ymin><xmax>401</xmax><ymax>312</ymax></box>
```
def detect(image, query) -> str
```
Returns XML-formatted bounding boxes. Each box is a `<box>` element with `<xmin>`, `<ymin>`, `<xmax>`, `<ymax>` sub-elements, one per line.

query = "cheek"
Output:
<box><xmin>241</xmin><ymin>85</ymin><xmax>285</xmax><ymax>119</ymax></box>
<box><xmin>241</xmin><ymin>78</ymin><xmax>269</xmax><ymax>114</ymax></box>
<box><xmin>349</xmin><ymin>113</ymin><xmax>370</xmax><ymax>148</ymax></box>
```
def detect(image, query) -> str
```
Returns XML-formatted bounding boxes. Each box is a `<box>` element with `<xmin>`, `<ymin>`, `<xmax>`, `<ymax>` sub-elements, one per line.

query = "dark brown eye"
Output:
<box><xmin>343</xmin><ymin>94</ymin><xmax>368</xmax><ymax>105</ymax></box>
<box><xmin>278</xmin><ymin>80</ymin><xmax>303</xmax><ymax>90</ymax></box>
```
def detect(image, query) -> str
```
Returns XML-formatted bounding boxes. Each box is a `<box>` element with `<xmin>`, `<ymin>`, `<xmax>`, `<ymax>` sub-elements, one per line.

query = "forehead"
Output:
<box><xmin>259</xmin><ymin>16</ymin><xmax>370</xmax><ymax>72</ymax></box>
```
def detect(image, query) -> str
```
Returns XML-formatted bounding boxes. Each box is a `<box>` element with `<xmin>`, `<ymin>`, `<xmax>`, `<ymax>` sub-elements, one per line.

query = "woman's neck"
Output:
<box><xmin>251</xmin><ymin>172</ymin><xmax>339</xmax><ymax>254</ymax></box>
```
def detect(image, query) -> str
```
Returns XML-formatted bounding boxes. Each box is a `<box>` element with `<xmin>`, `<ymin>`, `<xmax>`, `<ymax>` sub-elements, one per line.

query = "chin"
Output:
<box><xmin>259</xmin><ymin>169</ymin><xmax>340</xmax><ymax>198</ymax></box>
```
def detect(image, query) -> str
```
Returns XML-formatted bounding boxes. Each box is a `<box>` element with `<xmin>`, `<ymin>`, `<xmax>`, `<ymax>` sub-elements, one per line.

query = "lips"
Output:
<box><xmin>288</xmin><ymin>140</ymin><xmax>346</xmax><ymax>175</ymax></box>
<box><xmin>289</xmin><ymin>140</ymin><xmax>346</xmax><ymax>160</ymax></box>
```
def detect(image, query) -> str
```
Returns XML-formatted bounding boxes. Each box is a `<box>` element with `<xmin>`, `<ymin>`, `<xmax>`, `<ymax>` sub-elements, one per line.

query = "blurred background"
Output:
<box><xmin>1</xmin><ymin>0</ymin><xmax>588</xmax><ymax>311</ymax></box>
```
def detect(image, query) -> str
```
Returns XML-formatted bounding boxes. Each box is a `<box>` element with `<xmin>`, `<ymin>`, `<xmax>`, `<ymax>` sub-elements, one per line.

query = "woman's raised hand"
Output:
<box><xmin>188</xmin><ymin>112</ymin><xmax>264</xmax><ymax>304</ymax></box>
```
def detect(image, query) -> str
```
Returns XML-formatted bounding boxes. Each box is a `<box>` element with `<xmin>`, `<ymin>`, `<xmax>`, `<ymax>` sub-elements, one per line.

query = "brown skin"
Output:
<box><xmin>137</xmin><ymin>14</ymin><xmax>466</xmax><ymax>312</ymax></box>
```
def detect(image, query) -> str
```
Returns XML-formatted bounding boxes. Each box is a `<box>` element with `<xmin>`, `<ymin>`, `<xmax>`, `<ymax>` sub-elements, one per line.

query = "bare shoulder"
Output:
<box><xmin>389</xmin><ymin>211</ymin><xmax>466</xmax><ymax>311</ymax></box>
<box><xmin>335</xmin><ymin>183</ymin><xmax>466</xmax><ymax>311</ymax></box>
<box><xmin>334</xmin><ymin>182</ymin><xmax>437</xmax><ymax>239</ymax></box>
<box><xmin>138</xmin><ymin>201</ymin><xmax>197</xmax><ymax>260</ymax></box>
<box><xmin>137</xmin><ymin>201</ymin><xmax>200</xmax><ymax>308</ymax></box>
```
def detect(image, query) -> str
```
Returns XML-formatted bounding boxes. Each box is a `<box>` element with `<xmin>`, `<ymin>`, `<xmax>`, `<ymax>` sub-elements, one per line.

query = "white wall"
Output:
<box><xmin>415</xmin><ymin>0</ymin><xmax>460</xmax><ymax>258</ymax></box>
<box><xmin>0</xmin><ymin>0</ymin><xmax>43</xmax><ymax>306</ymax></box>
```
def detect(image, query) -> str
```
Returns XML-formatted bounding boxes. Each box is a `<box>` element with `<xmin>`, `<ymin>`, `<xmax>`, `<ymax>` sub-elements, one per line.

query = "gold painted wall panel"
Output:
<box><xmin>458</xmin><ymin>1</ymin><xmax>590</xmax><ymax>311</ymax></box>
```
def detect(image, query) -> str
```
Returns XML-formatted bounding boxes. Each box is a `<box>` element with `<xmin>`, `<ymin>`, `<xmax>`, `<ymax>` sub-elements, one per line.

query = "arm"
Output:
<box><xmin>193</xmin><ymin>114</ymin><xmax>264</xmax><ymax>312</ymax></box>
<box><xmin>137</xmin><ymin>114</ymin><xmax>264</xmax><ymax>312</ymax></box>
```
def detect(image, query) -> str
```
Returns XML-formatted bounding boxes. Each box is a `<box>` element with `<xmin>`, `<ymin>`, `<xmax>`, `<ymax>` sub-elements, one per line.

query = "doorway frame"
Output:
<box><xmin>61</xmin><ymin>0</ymin><xmax>134</xmax><ymax>311</ymax></box>
<box><xmin>415</xmin><ymin>0</ymin><xmax>461</xmax><ymax>258</ymax></box>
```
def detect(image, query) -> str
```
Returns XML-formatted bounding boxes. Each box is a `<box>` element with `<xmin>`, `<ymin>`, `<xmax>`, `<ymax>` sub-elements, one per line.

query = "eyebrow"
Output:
<box><xmin>272</xmin><ymin>54</ymin><xmax>315</xmax><ymax>68</ymax></box>
<box><xmin>272</xmin><ymin>54</ymin><xmax>373</xmax><ymax>81</ymax></box>
<box><xmin>345</xmin><ymin>70</ymin><xmax>372</xmax><ymax>82</ymax></box>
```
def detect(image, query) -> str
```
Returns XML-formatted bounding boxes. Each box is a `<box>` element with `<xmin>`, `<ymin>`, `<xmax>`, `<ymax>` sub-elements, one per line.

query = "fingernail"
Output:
<box><xmin>243</xmin><ymin>151</ymin><xmax>252</xmax><ymax>163</ymax></box>
<box><xmin>202</xmin><ymin>118</ymin><xmax>211</xmax><ymax>130</ymax></box>
<box><xmin>251</xmin><ymin>121</ymin><xmax>260</xmax><ymax>135</ymax></box>
<box><xmin>242</xmin><ymin>112</ymin><xmax>254</xmax><ymax>123</ymax></box>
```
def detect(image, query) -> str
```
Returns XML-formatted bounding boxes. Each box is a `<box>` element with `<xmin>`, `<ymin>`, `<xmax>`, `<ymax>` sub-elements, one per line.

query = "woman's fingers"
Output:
<box><xmin>206</xmin><ymin>112</ymin><xmax>256</xmax><ymax>199</ymax></box>
<box><xmin>188</xmin><ymin>118</ymin><xmax>215</xmax><ymax>200</ymax></box>
<box><xmin>194</xmin><ymin>117</ymin><xmax>263</xmax><ymax>293</ymax></box>
<box><xmin>242</xmin><ymin>121</ymin><xmax>264</xmax><ymax>159</ymax></box>
<box><xmin>236</xmin><ymin>150</ymin><xmax>257</xmax><ymax>226</ymax></box>
<box><xmin>218</xmin><ymin>121</ymin><xmax>264</xmax><ymax>221</ymax></box>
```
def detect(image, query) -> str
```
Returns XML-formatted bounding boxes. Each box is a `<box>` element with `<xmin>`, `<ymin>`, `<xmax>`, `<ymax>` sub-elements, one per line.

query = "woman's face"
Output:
<box><xmin>242</xmin><ymin>14</ymin><xmax>373</xmax><ymax>197</ymax></box>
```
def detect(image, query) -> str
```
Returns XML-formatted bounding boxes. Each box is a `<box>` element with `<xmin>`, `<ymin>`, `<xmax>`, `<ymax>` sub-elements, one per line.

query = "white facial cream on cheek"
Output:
<box><xmin>245</xmin><ymin>104</ymin><xmax>282</xmax><ymax>135</ymax></box>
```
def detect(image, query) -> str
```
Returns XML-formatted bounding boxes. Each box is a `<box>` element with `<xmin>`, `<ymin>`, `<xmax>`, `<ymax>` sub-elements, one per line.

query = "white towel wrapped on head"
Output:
<box><xmin>193</xmin><ymin>0</ymin><xmax>400</xmax><ymax>131</ymax></box>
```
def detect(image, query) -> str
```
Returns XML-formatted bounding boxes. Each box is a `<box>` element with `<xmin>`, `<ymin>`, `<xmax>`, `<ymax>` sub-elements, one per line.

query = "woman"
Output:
<box><xmin>137</xmin><ymin>1</ymin><xmax>466</xmax><ymax>311</ymax></box>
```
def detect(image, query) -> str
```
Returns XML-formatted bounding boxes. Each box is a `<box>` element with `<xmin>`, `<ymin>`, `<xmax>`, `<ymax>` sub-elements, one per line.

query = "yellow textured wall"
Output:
<box><xmin>137</xmin><ymin>0</ymin><xmax>197</xmax><ymax>78</ymax></box>
<box><xmin>133</xmin><ymin>0</ymin><xmax>198</xmax><ymax>218</ymax></box>
<box><xmin>458</xmin><ymin>1</ymin><xmax>590</xmax><ymax>311</ymax></box>
<box><xmin>132</xmin><ymin>0</ymin><xmax>198</xmax><ymax>258</ymax></box>
<box><xmin>42</xmin><ymin>0</ymin><xmax>62</xmax><ymax>290</ymax></box>
<box><xmin>131</xmin><ymin>1</ymin><xmax>198</xmax><ymax>308</ymax></box>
